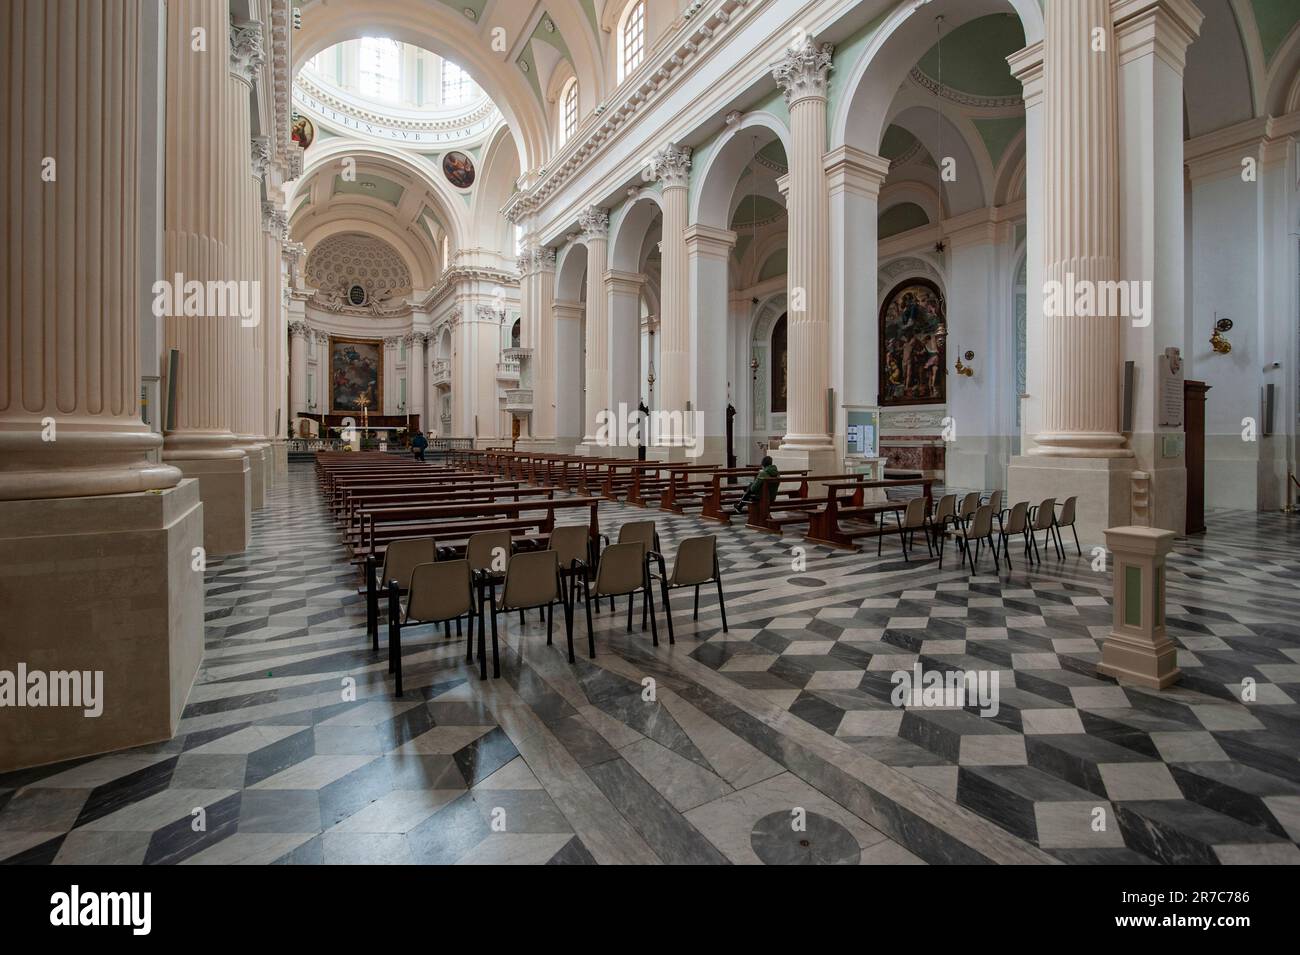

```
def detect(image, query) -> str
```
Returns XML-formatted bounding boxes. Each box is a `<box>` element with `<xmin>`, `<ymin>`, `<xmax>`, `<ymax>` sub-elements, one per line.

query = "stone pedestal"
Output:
<box><xmin>1009</xmin><ymin>455</ymin><xmax>1134</xmax><ymax>548</ymax></box>
<box><xmin>169</xmin><ymin>454</ymin><xmax>251</xmax><ymax>556</ymax></box>
<box><xmin>1097</xmin><ymin>525</ymin><xmax>1180</xmax><ymax>689</ymax></box>
<box><xmin>0</xmin><ymin>481</ymin><xmax>205</xmax><ymax>772</ymax></box>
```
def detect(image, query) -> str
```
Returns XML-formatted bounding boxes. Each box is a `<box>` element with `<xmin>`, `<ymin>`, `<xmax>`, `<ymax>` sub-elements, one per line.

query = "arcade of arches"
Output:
<box><xmin>3</xmin><ymin>0</ymin><xmax>1300</xmax><ymax>867</ymax></box>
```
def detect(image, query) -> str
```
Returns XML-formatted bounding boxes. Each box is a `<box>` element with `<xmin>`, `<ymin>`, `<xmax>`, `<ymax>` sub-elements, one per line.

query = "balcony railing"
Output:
<box><xmin>502</xmin><ymin>346</ymin><xmax>532</xmax><ymax>363</ymax></box>
<box><xmin>505</xmin><ymin>389</ymin><xmax>533</xmax><ymax>414</ymax></box>
<box><xmin>496</xmin><ymin>359</ymin><xmax>520</xmax><ymax>382</ymax></box>
<box><xmin>431</xmin><ymin>358</ymin><xmax>451</xmax><ymax>387</ymax></box>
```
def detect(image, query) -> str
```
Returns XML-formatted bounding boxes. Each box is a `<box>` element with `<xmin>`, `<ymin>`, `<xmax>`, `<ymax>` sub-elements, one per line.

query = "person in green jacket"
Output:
<box><xmin>734</xmin><ymin>456</ymin><xmax>779</xmax><ymax>513</ymax></box>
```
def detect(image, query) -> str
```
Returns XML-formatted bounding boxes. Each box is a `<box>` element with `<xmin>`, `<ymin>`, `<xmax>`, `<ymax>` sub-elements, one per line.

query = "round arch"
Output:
<box><xmin>609</xmin><ymin>192</ymin><xmax>664</xmax><ymax>273</ymax></box>
<box><xmin>691</xmin><ymin>111</ymin><xmax>792</xmax><ymax>227</ymax></box>
<box><xmin>831</xmin><ymin>0</ymin><xmax>1041</xmax><ymax>156</ymax></box>
<box><xmin>295</xmin><ymin>215</ymin><xmax>434</xmax><ymax>290</ymax></box>
<box><xmin>554</xmin><ymin>242</ymin><xmax>588</xmax><ymax>303</ymax></box>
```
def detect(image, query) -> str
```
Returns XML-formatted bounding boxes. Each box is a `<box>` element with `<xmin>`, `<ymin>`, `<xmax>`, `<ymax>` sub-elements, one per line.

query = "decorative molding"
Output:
<box><xmin>229</xmin><ymin>19</ymin><xmax>264</xmax><ymax>84</ymax></box>
<box><xmin>907</xmin><ymin>67</ymin><xmax>1024</xmax><ymax>110</ymax></box>
<box><xmin>383</xmin><ymin>336</ymin><xmax>402</xmax><ymax>348</ymax></box>
<box><xmin>475</xmin><ymin>304</ymin><xmax>502</xmax><ymax>322</ymax></box>
<box><xmin>652</xmin><ymin>144</ymin><xmax>693</xmax><ymax>189</ymax></box>
<box><xmin>262</xmin><ymin>202</ymin><xmax>289</xmax><ymax>239</ymax></box>
<box><xmin>578</xmin><ymin>206</ymin><xmax>609</xmax><ymax>241</ymax></box>
<box><xmin>305</xmin><ymin>233</ymin><xmax>413</xmax><ymax>311</ymax></box>
<box><xmin>250</xmin><ymin>137</ymin><xmax>272</xmax><ymax>178</ymax></box>
<box><xmin>500</xmin><ymin>0</ymin><xmax>755</xmax><ymax>223</ymax></box>
<box><xmin>288</xmin><ymin>320</ymin><xmax>311</xmax><ymax>340</ymax></box>
<box><xmin>533</xmin><ymin>247</ymin><xmax>557</xmax><ymax>271</ymax></box>
<box><xmin>269</xmin><ymin>0</ymin><xmax>294</xmax><ymax>169</ymax></box>
<box><xmin>772</xmin><ymin>37</ymin><xmax>834</xmax><ymax>105</ymax></box>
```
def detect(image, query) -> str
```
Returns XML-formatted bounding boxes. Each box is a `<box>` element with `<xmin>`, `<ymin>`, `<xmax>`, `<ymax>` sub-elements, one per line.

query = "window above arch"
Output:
<box><xmin>442</xmin><ymin>61</ymin><xmax>476</xmax><ymax>107</ymax></box>
<box><xmin>560</xmin><ymin>78</ymin><xmax>579</xmax><ymax>145</ymax></box>
<box><xmin>358</xmin><ymin>37</ymin><xmax>399</xmax><ymax>102</ymax></box>
<box><xmin>617</xmin><ymin>1</ymin><xmax>646</xmax><ymax>84</ymax></box>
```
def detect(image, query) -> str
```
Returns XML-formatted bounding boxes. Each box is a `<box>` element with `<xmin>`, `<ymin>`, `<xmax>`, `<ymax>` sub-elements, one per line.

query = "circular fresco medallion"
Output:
<box><xmin>442</xmin><ymin>150</ymin><xmax>475</xmax><ymax>189</ymax></box>
<box><xmin>291</xmin><ymin>114</ymin><xmax>314</xmax><ymax>149</ymax></box>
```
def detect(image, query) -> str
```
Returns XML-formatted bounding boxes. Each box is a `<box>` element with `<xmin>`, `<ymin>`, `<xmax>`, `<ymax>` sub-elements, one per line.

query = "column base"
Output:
<box><xmin>168</xmin><ymin>455</ymin><xmax>251</xmax><ymax>556</ymax></box>
<box><xmin>1008</xmin><ymin>455</ymin><xmax>1136</xmax><ymax>549</ymax></box>
<box><xmin>272</xmin><ymin>439</ymin><xmax>289</xmax><ymax>480</ymax></box>
<box><xmin>236</xmin><ymin>441</ymin><xmax>268</xmax><ymax>510</ymax></box>
<box><xmin>1097</xmin><ymin>631</ymin><xmax>1181</xmax><ymax>689</ymax></box>
<box><xmin>0</xmin><ymin>480</ymin><xmax>205</xmax><ymax>772</ymax></box>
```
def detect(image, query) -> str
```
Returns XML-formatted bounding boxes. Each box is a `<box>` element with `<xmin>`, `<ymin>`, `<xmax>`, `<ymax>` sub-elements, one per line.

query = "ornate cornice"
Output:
<box><xmin>500</xmin><ymin>0</ymin><xmax>755</xmax><ymax>223</ymax></box>
<box><xmin>908</xmin><ymin>67</ymin><xmax>1024</xmax><ymax>110</ymax></box>
<box><xmin>294</xmin><ymin>71</ymin><xmax>501</xmax><ymax>145</ymax></box>
<box><xmin>269</xmin><ymin>0</ymin><xmax>294</xmax><ymax>169</ymax></box>
<box><xmin>578</xmin><ymin>206</ymin><xmax>609</xmax><ymax>241</ymax></box>
<box><xmin>229</xmin><ymin>19</ymin><xmax>264</xmax><ymax>85</ymax></box>
<box><xmin>652</xmin><ymin>144</ymin><xmax>693</xmax><ymax>189</ymax></box>
<box><xmin>772</xmin><ymin>37</ymin><xmax>834</xmax><ymax>105</ymax></box>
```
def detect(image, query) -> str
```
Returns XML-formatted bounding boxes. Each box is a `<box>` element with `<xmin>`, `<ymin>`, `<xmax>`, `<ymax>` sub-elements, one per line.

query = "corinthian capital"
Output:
<box><xmin>578</xmin><ymin>206</ymin><xmax>609</xmax><ymax>241</ymax></box>
<box><xmin>230</xmin><ymin>19</ymin><xmax>265</xmax><ymax>83</ymax></box>
<box><xmin>533</xmin><ymin>247</ymin><xmax>557</xmax><ymax>271</ymax></box>
<box><xmin>251</xmin><ymin>137</ymin><xmax>272</xmax><ymax>178</ymax></box>
<box><xmin>772</xmin><ymin>37</ymin><xmax>834</xmax><ymax>104</ymax></box>
<box><xmin>652</xmin><ymin>144</ymin><xmax>692</xmax><ymax>190</ymax></box>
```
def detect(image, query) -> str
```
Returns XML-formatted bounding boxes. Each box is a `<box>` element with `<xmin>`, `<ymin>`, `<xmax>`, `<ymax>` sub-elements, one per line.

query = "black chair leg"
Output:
<box><xmin>546</xmin><ymin>602</ymin><xmax>553</xmax><ymax>645</ymax></box>
<box><xmin>647</xmin><ymin>584</ymin><xmax>660</xmax><ymax>646</ymax></box>
<box><xmin>991</xmin><ymin>535</ymin><xmax>1000</xmax><ymax>573</ymax></box>
<box><xmin>693</xmin><ymin>584</ymin><xmax>700</xmax><ymax>620</ymax></box>
<box><xmin>583</xmin><ymin>580</ymin><xmax>595</xmax><ymax>658</ymax></box>
<box><xmin>366</xmin><ymin>555</ymin><xmax>378</xmax><ymax>652</ymax></box>
<box><xmin>626</xmin><ymin>593</ymin><xmax>633</xmax><ymax>633</ymax></box>
<box><xmin>444</xmin><ymin>620</ymin><xmax>451</xmax><ymax>641</ymax></box>
<box><xmin>480</xmin><ymin>606</ymin><xmax>490</xmax><ymax>681</ymax></box>
<box><xmin>715</xmin><ymin>577</ymin><xmax>728</xmax><ymax>632</ymax></box>
<box><xmin>490</xmin><ymin>614</ymin><xmax>500</xmax><ymax>679</ymax></box>
<box><xmin>660</xmin><ymin>578</ymin><xmax>674</xmax><ymax>645</ymax></box>
<box><xmin>1071</xmin><ymin>524</ymin><xmax>1081</xmax><ymax>555</ymax></box>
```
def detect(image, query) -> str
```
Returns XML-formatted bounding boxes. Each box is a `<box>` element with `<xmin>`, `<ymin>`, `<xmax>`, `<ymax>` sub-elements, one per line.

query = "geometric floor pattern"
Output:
<box><xmin>1</xmin><ymin>462</ymin><xmax>1297</xmax><ymax>865</ymax></box>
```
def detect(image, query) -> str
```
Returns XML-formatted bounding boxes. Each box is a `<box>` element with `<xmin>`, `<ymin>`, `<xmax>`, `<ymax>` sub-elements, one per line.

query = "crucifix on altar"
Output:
<box><xmin>355</xmin><ymin>393</ymin><xmax>371</xmax><ymax>435</ymax></box>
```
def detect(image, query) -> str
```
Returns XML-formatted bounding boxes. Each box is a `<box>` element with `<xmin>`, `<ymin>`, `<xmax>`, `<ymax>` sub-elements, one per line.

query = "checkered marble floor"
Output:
<box><xmin>1</xmin><ymin>463</ymin><xmax>1297</xmax><ymax>865</ymax></box>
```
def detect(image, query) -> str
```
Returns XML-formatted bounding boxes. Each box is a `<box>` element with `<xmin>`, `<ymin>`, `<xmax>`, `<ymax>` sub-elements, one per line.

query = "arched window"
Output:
<box><xmin>358</xmin><ymin>37</ymin><xmax>399</xmax><ymax>101</ymax></box>
<box><xmin>442</xmin><ymin>61</ymin><xmax>475</xmax><ymax>106</ymax></box>
<box><xmin>617</xmin><ymin>1</ymin><xmax>646</xmax><ymax>83</ymax></box>
<box><xmin>511</xmin><ymin>319</ymin><xmax>521</xmax><ymax>349</ymax></box>
<box><xmin>560</xmin><ymin>78</ymin><xmax>579</xmax><ymax>144</ymax></box>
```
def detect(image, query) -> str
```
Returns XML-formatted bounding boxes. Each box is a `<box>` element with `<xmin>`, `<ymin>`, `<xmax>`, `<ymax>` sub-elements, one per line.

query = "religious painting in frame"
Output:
<box><xmin>442</xmin><ymin>150</ymin><xmax>475</xmax><ymax>189</ymax></box>
<box><xmin>878</xmin><ymin>278</ymin><xmax>946</xmax><ymax>407</ymax></box>
<box><xmin>329</xmin><ymin>336</ymin><xmax>382</xmax><ymax>414</ymax></box>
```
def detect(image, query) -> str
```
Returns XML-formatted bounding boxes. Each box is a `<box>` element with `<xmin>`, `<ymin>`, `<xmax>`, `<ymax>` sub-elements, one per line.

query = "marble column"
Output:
<box><xmin>1115</xmin><ymin>0</ymin><xmax>1202</xmax><ymax>533</ymax></box>
<box><xmin>606</xmin><ymin>269</ymin><xmax>644</xmax><ymax>453</ymax></box>
<box><xmin>683</xmin><ymin>224</ymin><xmax>736</xmax><ymax>465</ymax></box>
<box><xmin>0</xmin><ymin>0</ymin><xmax>204</xmax><ymax>771</ymax></box>
<box><xmin>578</xmin><ymin>207</ymin><xmax>610</xmax><ymax>453</ymax></box>
<box><xmin>407</xmin><ymin>332</ymin><xmax>426</xmax><ymax>427</ymax></box>
<box><xmin>160</xmin><ymin>0</ymin><xmax>251</xmax><ymax>555</ymax></box>
<box><xmin>229</xmin><ymin>31</ymin><xmax>269</xmax><ymax>511</ymax></box>
<box><xmin>383</xmin><ymin>337</ymin><xmax>401</xmax><ymax>415</ymax></box>
<box><xmin>825</xmin><ymin>147</ymin><xmax>890</xmax><ymax>461</ymax></box>
<box><xmin>554</xmin><ymin>300</ymin><xmax>585</xmax><ymax>450</ymax></box>
<box><xmin>289</xmin><ymin>320</ymin><xmax>309</xmax><ymax>429</ymax></box>
<box><xmin>653</xmin><ymin>145</ymin><xmax>691</xmax><ymax>428</ymax></box>
<box><xmin>770</xmin><ymin>37</ymin><xmax>836</xmax><ymax>473</ymax></box>
<box><xmin>1009</xmin><ymin>0</ymin><xmax>1137</xmax><ymax>545</ymax></box>
<box><xmin>531</xmin><ymin>247</ymin><xmax>558</xmax><ymax>443</ymax></box>
<box><xmin>261</xmin><ymin>202</ymin><xmax>288</xmax><ymax>479</ymax></box>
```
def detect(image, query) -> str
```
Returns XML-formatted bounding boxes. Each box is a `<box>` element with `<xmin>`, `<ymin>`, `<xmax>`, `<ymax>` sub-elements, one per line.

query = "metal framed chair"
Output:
<box><xmin>1056</xmin><ymin>496</ymin><xmax>1081</xmax><ymax>554</ymax></box>
<box><xmin>998</xmin><ymin>501</ymin><xmax>1033</xmax><ymax>568</ymax></box>
<box><xmin>466</xmin><ymin>528</ymin><xmax>514</xmax><ymax>624</ymax></box>
<box><xmin>647</xmin><ymin>535</ymin><xmax>728</xmax><ymax>643</ymax></box>
<box><xmin>482</xmin><ymin>550</ymin><xmax>573</xmax><ymax>675</ymax></box>
<box><xmin>387</xmin><ymin>560</ymin><xmax>476</xmax><ymax>697</ymax></box>
<box><xmin>550</xmin><ymin>524</ymin><xmax>593</xmax><ymax>607</ymax></box>
<box><xmin>880</xmin><ymin>496</ymin><xmax>933</xmax><ymax>561</ymax></box>
<box><xmin>579</xmin><ymin>541</ymin><xmax>662</xmax><ymax>649</ymax></box>
<box><xmin>956</xmin><ymin>491</ymin><xmax>981</xmax><ymax>530</ymax></box>
<box><xmin>366</xmin><ymin>536</ymin><xmax>438</xmax><ymax>652</ymax></box>
<box><xmin>608</xmin><ymin>519</ymin><xmax>659</xmax><ymax>621</ymax></box>
<box><xmin>927</xmin><ymin>493</ymin><xmax>958</xmax><ymax>567</ymax></box>
<box><xmin>949</xmin><ymin>504</ymin><xmax>999</xmax><ymax>573</ymax></box>
<box><xmin>1029</xmin><ymin>497</ymin><xmax>1062</xmax><ymax>561</ymax></box>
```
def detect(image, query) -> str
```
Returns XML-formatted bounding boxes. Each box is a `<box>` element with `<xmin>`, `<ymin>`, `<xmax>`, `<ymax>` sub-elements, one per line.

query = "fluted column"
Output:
<box><xmin>532</xmin><ymin>247</ymin><xmax>558</xmax><ymax>441</ymax></box>
<box><xmin>653</xmin><ymin>145</ymin><xmax>691</xmax><ymax>424</ymax></box>
<box><xmin>578</xmin><ymin>207</ymin><xmax>609</xmax><ymax>449</ymax></box>
<box><xmin>160</xmin><ymin>1</ymin><xmax>244</xmax><ymax>459</ymax></box>
<box><xmin>407</xmin><ymin>333</ymin><xmax>425</xmax><ymax>424</ymax></box>
<box><xmin>0</xmin><ymin>0</ymin><xmax>182</xmax><ymax>499</ymax></box>
<box><xmin>289</xmin><ymin>321</ymin><xmax>309</xmax><ymax>425</ymax></box>
<box><xmin>772</xmin><ymin>38</ymin><xmax>834</xmax><ymax>452</ymax></box>
<box><xmin>383</xmin><ymin>337</ymin><xmax>401</xmax><ymax>415</ymax></box>
<box><xmin>261</xmin><ymin>202</ymin><xmax>287</xmax><ymax>443</ymax></box>
<box><xmin>1032</xmin><ymin>0</ymin><xmax>1129</xmax><ymax>457</ymax></box>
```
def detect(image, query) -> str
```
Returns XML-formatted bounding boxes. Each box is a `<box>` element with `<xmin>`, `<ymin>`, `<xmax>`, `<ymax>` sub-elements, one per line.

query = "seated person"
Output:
<box><xmin>734</xmin><ymin>456</ymin><xmax>779</xmax><ymax>513</ymax></box>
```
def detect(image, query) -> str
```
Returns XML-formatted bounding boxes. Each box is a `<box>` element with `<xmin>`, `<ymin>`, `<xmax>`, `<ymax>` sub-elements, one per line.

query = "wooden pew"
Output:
<box><xmin>803</xmin><ymin>477</ymin><xmax>935</xmax><ymax>550</ymax></box>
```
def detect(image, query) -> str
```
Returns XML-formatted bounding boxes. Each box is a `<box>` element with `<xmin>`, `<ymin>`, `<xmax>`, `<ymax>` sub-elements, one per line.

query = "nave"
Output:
<box><xmin>2</xmin><ymin>462</ymin><xmax>1297</xmax><ymax>866</ymax></box>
